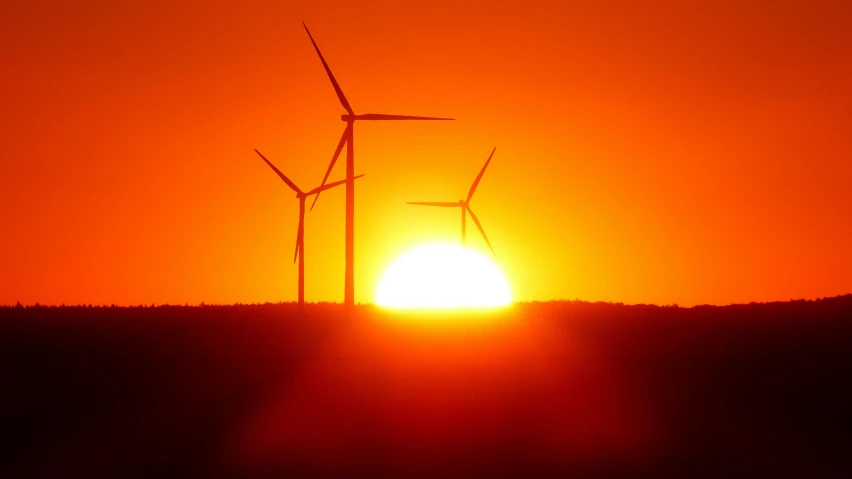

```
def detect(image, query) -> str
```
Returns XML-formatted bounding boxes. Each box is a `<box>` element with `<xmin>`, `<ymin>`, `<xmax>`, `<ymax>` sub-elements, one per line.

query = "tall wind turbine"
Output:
<box><xmin>408</xmin><ymin>147</ymin><xmax>498</xmax><ymax>259</ymax></box>
<box><xmin>255</xmin><ymin>149</ymin><xmax>364</xmax><ymax>305</ymax></box>
<box><xmin>302</xmin><ymin>22</ymin><xmax>455</xmax><ymax>306</ymax></box>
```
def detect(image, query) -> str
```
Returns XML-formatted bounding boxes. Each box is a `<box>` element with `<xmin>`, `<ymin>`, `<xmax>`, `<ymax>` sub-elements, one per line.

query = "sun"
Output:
<box><xmin>376</xmin><ymin>244</ymin><xmax>512</xmax><ymax>308</ymax></box>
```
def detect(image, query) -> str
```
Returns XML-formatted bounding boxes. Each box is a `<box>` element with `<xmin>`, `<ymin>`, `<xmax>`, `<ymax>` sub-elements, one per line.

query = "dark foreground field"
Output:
<box><xmin>3</xmin><ymin>297</ymin><xmax>852</xmax><ymax>478</ymax></box>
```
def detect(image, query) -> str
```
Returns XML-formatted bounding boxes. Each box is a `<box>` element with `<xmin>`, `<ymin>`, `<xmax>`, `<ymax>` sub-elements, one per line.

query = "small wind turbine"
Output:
<box><xmin>302</xmin><ymin>22</ymin><xmax>455</xmax><ymax>306</ymax></box>
<box><xmin>255</xmin><ymin>149</ymin><xmax>364</xmax><ymax>305</ymax></box>
<box><xmin>408</xmin><ymin>147</ymin><xmax>498</xmax><ymax>259</ymax></box>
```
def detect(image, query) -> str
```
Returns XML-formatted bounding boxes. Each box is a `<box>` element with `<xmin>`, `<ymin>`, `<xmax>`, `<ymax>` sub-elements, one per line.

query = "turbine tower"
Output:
<box><xmin>302</xmin><ymin>22</ymin><xmax>454</xmax><ymax>306</ymax></box>
<box><xmin>407</xmin><ymin>147</ymin><xmax>498</xmax><ymax>259</ymax></box>
<box><xmin>255</xmin><ymin>149</ymin><xmax>364</xmax><ymax>305</ymax></box>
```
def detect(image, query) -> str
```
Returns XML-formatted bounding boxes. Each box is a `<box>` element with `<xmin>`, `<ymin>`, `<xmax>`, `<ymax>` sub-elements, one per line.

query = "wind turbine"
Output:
<box><xmin>407</xmin><ymin>147</ymin><xmax>498</xmax><ymax>259</ymax></box>
<box><xmin>302</xmin><ymin>22</ymin><xmax>455</xmax><ymax>306</ymax></box>
<box><xmin>255</xmin><ymin>149</ymin><xmax>364</xmax><ymax>305</ymax></box>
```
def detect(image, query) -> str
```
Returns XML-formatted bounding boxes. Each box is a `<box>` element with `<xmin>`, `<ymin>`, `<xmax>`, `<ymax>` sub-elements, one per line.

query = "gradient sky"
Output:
<box><xmin>2</xmin><ymin>0</ymin><xmax>851</xmax><ymax>306</ymax></box>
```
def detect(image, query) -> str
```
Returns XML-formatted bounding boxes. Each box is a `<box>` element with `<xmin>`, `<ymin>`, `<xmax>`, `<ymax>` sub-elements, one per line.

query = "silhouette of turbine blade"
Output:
<box><xmin>467</xmin><ymin>147</ymin><xmax>496</xmax><ymax>203</ymax></box>
<box><xmin>357</xmin><ymin>114</ymin><xmax>455</xmax><ymax>121</ymax></box>
<box><xmin>305</xmin><ymin>174</ymin><xmax>364</xmax><ymax>197</ymax></box>
<box><xmin>407</xmin><ymin>201</ymin><xmax>460</xmax><ymax>207</ymax></box>
<box><xmin>293</xmin><ymin>209</ymin><xmax>304</xmax><ymax>264</ymax></box>
<box><xmin>303</xmin><ymin>22</ymin><xmax>353</xmax><ymax>115</ymax></box>
<box><xmin>467</xmin><ymin>206</ymin><xmax>497</xmax><ymax>259</ymax></box>
<box><xmin>293</xmin><ymin>228</ymin><xmax>300</xmax><ymax>264</ymax></box>
<box><xmin>310</xmin><ymin>126</ymin><xmax>349</xmax><ymax>211</ymax></box>
<box><xmin>255</xmin><ymin>149</ymin><xmax>302</xmax><ymax>194</ymax></box>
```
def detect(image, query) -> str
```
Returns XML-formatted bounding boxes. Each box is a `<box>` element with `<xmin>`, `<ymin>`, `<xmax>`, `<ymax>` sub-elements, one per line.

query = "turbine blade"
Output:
<box><xmin>293</xmin><ymin>234</ymin><xmax>300</xmax><ymax>264</ymax></box>
<box><xmin>406</xmin><ymin>201</ymin><xmax>460</xmax><ymax>207</ymax></box>
<box><xmin>357</xmin><ymin>113</ymin><xmax>455</xmax><ymax>121</ymax></box>
<box><xmin>293</xmin><ymin>215</ymin><xmax>303</xmax><ymax>264</ymax></box>
<box><xmin>467</xmin><ymin>206</ymin><xmax>497</xmax><ymax>259</ymax></box>
<box><xmin>305</xmin><ymin>174</ymin><xmax>364</xmax><ymax>197</ymax></box>
<box><xmin>303</xmin><ymin>22</ymin><xmax>354</xmax><ymax>115</ymax></box>
<box><xmin>254</xmin><ymin>149</ymin><xmax>302</xmax><ymax>194</ymax></box>
<box><xmin>310</xmin><ymin>126</ymin><xmax>348</xmax><ymax>211</ymax></box>
<box><xmin>467</xmin><ymin>147</ymin><xmax>496</xmax><ymax>203</ymax></box>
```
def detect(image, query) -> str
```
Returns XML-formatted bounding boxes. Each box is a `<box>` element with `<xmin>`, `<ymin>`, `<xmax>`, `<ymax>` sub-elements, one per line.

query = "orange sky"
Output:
<box><xmin>2</xmin><ymin>0</ymin><xmax>851</xmax><ymax>306</ymax></box>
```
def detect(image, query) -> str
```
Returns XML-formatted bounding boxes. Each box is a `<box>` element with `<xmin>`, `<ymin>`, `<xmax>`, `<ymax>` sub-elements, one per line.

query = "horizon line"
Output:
<box><xmin>3</xmin><ymin>294</ymin><xmax>851</xmax><ymax>310</ymax></box>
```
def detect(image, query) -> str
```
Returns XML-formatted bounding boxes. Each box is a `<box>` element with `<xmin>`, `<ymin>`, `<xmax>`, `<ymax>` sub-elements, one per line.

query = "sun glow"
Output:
<box><xmin>376</xmin><ymin>244</ymin><xmax>512</xmax><ymax>308</ymax></box>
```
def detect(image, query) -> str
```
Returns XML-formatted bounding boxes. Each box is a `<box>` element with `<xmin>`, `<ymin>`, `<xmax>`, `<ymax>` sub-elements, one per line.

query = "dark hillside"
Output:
<box><xmin>3</xmin><ymin>297</ymin><xmax>852</xmax><ymax>478</ymax></box>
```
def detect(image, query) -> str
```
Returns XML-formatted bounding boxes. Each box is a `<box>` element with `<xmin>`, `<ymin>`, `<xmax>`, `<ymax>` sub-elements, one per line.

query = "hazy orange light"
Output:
<box><xmin>3</xmin><ymin>2</ymin><xmax>852</xmax><ymax>306</ymax></box>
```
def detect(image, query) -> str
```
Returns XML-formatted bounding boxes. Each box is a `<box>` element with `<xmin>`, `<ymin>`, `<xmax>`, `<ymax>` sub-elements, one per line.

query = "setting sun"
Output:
<box><xmin>376</xmin><ymin>244</ymin><xmax>512</xmax><ymax>308</ymax></box>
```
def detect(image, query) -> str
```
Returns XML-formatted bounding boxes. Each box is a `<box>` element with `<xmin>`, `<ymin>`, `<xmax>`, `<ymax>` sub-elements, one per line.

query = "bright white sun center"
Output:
<box><xmin>376</xmin><ymin>244</ymin><xmax>512</xmax><ymax>308</ymax></box>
